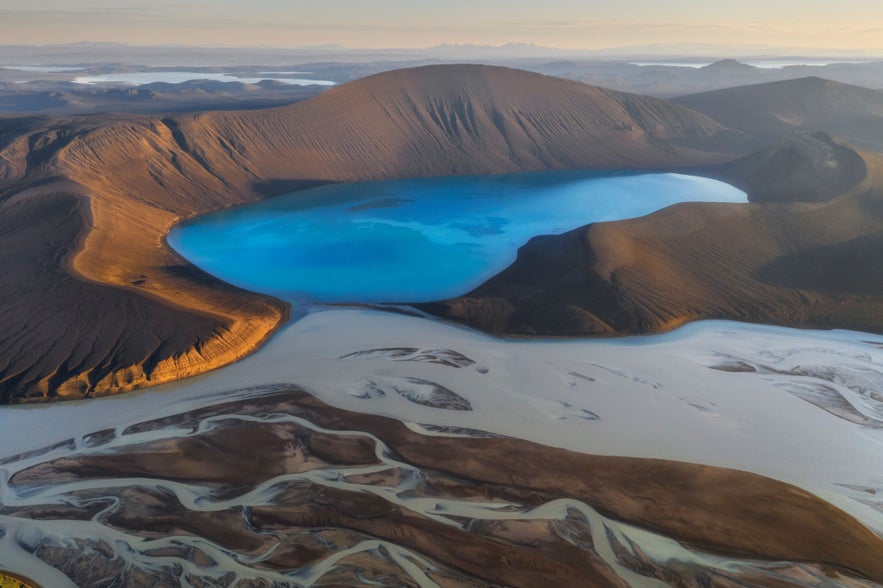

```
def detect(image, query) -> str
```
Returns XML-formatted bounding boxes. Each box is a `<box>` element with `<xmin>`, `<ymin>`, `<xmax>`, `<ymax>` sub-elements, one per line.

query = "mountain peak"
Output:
<box><xmin>702</xmin><ymin>59</ymin><xmax>757</xmax><ymax>71</ymax></box>
<box><xmin>791</xmin><ymin>75</ymin><xmax>831</xmax><ymax>87</ymax></box>
<box><xmin>287</xmin><ymin>64</ymin><xmax>729</xmax><ymax>153</ymax></box>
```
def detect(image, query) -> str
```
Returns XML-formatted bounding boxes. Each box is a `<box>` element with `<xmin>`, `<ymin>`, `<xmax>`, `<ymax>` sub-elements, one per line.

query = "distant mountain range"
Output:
<box><xmin>0</xmin><ymin>80</ymin><xmax>327</xmax><ymax>115</ymax></box>
<box><xmin>5</xmin><ymin>53</ymin><xmax>883</xmax><ymax>119</ymax></box>
<box><xmin>530</xmin><ymin>58</ymin><xmax>883</xmax><ymax>97</ymax></box>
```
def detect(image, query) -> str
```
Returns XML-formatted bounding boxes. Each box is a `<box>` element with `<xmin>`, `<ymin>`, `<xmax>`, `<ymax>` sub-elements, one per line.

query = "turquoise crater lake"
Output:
<box><xmin>168</xmin><ymin>171</ymin><xmax>747</xmax><ymax>303</ymax></box>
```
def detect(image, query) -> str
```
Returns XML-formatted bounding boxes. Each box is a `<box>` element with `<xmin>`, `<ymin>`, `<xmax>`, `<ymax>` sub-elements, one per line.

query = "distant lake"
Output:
<box><xmin>73</xmin><ymin>71</ymin><xmax>337</xmax><ymax>86</ymax></box>
<box><xmin>1</xmin><ymin>65</ymin><xmax>86</xmax><ymax>72</ymax></box>
<box><xmin>169</xmin><ymin>171</ymin><xmax>746</xmax><ymax>303</ymax></box>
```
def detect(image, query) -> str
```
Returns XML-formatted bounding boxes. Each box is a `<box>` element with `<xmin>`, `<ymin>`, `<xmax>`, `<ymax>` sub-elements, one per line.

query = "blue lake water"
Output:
<box><xmin>1</xmin><ymin>65</ymin><xmax>86</xmax><ymax>72</ymax></box>
<box><xmin>168</xmin><ymin>171</ymin><xmax>746</xmax><ymax>303</ymax></box>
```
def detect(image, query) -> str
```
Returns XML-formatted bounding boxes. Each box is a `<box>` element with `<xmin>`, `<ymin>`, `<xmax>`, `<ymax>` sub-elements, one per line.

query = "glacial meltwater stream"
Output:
<box><xmin>4</xmin><ymin>172</ymin><xmax>883</xmax><ymax>587</ymax></box>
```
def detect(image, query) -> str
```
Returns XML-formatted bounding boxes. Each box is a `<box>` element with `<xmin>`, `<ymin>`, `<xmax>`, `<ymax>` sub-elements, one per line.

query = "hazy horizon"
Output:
<box><xmin>1</xmin><ymin>40</ymin><xmax>881</xmax><ymax>62</ymax></box>
<box><xmin>2</xmin><ymin>0</ymin><xmax>882</xmax><ymax>55</ymax></box>
<box><xmin>2</xmin><ymin>39</ymin><xmax>881</xmax><ymax>56</ymax></box>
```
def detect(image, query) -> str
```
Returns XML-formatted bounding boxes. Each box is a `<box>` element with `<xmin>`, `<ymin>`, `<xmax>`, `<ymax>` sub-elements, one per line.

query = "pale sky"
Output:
<box><xmin>1</xmin><ymin>0</ymin><xmax>882</xmax><ymax>52</ymax></box>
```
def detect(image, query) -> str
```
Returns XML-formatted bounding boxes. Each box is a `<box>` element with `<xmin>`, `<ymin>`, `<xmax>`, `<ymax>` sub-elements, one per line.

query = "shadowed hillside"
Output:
<box><xmin>423</xmin><ymin>134</ymin><xmax>883</xmax><ymax>336</ymax></box>
<box><xmin>676</xmin><ymin>77</ymin><xmax>883</xmax><ymax>151</ymax></box>
<box><xmin>0</xmin><ymin>64</ymin><xmax>740</xmax><ymax>402</ymax></box>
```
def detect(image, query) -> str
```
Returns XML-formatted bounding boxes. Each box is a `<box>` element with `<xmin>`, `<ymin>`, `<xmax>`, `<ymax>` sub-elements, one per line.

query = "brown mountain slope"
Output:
<box><xmin>158</xmin><ymin>63</ymin><xmax>734</xmax><ymax>183</ymax></box>
<box><xmin>707</xmin><ymin>131</ymin><xmax>868</xmax><ymax>203</ymax></box>
<box><xmin>422</xmin><ymin>134</ymin><xmax>883</xmax><ymax>336</ymax></box>
<box><xmin>0</xmin><ymin>64</ymin><xmax>740</xmax><ymax>402</ymax></box>
<box><xmin>676</xmin><ymin>77</ymin><xmax>883</xmax><ymax>152</ymax></box>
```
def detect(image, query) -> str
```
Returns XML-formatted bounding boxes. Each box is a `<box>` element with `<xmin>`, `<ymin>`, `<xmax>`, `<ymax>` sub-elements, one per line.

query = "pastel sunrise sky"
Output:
<box><xmin>2</xmin><ymin>0</ymin><xmax>882</xmax><ymax>52</ymax></box>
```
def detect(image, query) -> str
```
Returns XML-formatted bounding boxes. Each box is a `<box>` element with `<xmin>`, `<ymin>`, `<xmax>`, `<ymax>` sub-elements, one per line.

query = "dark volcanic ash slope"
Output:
<box><xmin>0</xmin><ymin>64</ymin><xmax>738</xmax><ymax>403</ymax></box>
<box><xmin>423</xmin><ymin>133</ymin><xmax>883</xmax><ymax>336</ymax></box>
